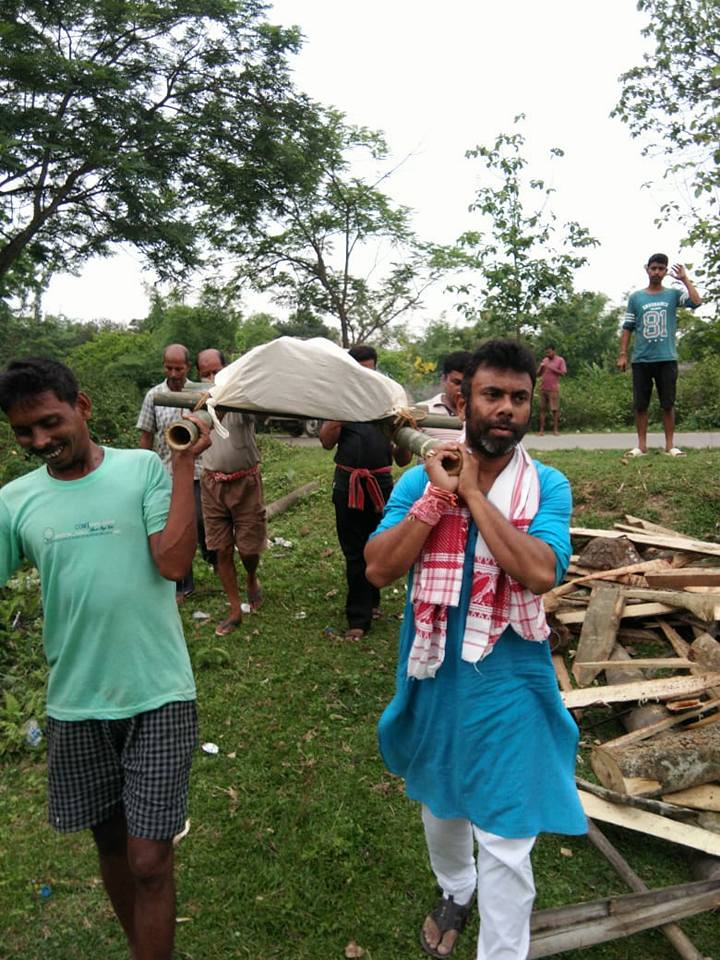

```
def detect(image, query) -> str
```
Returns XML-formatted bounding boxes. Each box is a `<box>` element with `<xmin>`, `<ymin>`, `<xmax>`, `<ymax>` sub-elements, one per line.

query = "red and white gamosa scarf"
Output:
<box><xmin>408</xmin><ymin>445</ymin><xmax>549</xmax><ymax>680</ymax></box>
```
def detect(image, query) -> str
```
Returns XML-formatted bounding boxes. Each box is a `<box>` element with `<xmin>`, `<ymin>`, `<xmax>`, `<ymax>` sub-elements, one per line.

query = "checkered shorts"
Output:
<box><xmin>46</xmin><ymin>700</ymin><xmax>197</xmax><ymax>840</ymax></box>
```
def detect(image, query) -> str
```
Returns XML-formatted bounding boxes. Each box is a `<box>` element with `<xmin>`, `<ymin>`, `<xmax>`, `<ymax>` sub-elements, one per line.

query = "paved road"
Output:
<box><xmin>524</xmin><ymin>431</ymin><xmax>720</xmax><ymax>451</ymax></box>
<box><xmin>276</xmin><ymin>431</ymin><xmax>720</xmax><ymax>451</ymax></box>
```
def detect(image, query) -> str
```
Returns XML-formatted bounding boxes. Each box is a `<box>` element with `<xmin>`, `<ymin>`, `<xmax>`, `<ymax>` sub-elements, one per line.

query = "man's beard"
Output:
<box><xmin>466</xmin><ymin>416</ymin><xmax>528</xmax><ymax>458</ymax></box>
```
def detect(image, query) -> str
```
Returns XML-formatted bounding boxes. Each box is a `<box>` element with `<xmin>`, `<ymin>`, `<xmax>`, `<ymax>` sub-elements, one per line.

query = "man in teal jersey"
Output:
<box><xmin>0</xmin><ymin>357</ymin><xmax>210</xmax><ymax>960</ymax></box>
<box><xmin>617</xmin><ymin>254</ymin><xmax>701</xmax><ymax>456</ymax></box>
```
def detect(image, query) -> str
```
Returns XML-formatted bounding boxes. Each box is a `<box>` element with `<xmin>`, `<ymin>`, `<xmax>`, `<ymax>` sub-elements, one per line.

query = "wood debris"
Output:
<box><xmin>538</xmin><ymin>514</ymin><xmax>720</xmax><ymax>957</ymax></box>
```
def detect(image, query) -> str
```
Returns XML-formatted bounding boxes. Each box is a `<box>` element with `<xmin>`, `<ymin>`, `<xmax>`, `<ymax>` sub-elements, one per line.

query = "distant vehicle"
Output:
<box><xmin>259</xmin><ymin>416</ymin><xmax>320</xmax><ymax>437</ymax></box>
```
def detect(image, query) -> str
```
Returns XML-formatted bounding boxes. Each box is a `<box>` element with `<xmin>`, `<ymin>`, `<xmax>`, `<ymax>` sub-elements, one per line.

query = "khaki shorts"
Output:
<box><xmin>200</xmin><ymin>471</ymin><xmax>268</xmax><ymax>555</ymax></box>
<box><xmin>540</xmin><ymin>389</ymin><xmax>560</xmax><ymax>412</ymax></box>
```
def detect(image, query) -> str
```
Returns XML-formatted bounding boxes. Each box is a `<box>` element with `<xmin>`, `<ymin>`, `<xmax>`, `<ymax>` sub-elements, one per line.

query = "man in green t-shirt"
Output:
<box><xmin>617</xmin><ymin>253</ymin><xmax>701</xmax><ymax>457</ymax></box>
<box><xmin>0</xmin><ymin>357</ymin><xmax>210</xmax><ymax>960</ymax></box>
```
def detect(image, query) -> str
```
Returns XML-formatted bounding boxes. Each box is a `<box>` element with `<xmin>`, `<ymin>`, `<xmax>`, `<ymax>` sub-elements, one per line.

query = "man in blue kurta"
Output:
<box><xmin>617</xmin><ymin>253</ymin><xmax>701</xmax><ymax>457</ymax></box>
<box><xmin>365</xmin><ymin>340</ymin><xmax>586</xmax><ymax>960</ymax></box>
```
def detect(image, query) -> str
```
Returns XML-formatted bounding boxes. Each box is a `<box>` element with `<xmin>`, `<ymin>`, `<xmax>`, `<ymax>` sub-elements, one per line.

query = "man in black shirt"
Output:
<box><xmin>319</xmin><ymin>345</ymin><xmax>411</xmax><ymax>640</ymax></box>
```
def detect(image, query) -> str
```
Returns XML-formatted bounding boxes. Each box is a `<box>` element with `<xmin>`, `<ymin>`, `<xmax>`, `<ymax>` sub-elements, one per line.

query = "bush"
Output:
<box><xmin>553</xmin><ymin>357</ymin><xmax>720</xmax><ymax>431</ymax></box>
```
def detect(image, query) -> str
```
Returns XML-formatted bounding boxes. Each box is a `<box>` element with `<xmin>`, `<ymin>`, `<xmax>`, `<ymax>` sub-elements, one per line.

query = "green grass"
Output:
<box><xmin>2</xmin><ymin>441</ymin><xmax>720</xmax><ymax>959</ymax></box>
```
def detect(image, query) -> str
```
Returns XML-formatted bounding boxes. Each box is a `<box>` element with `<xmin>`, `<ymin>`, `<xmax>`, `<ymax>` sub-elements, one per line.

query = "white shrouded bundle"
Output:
<box><xmin>206</xmin><ymin>337</ymin><xmax>407</xmax><ymax>436</ymax></box>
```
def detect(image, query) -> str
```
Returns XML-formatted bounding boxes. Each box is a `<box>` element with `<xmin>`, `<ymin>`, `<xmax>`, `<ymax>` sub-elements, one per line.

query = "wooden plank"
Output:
<box><xmin>658</xmin><ymin>620</ymin><xmax>691</xmax><ymax>657</ymax></box>
<box><xmin>570</xmin><ymin>527</ymin><xmax>720</xmax><ymax>559</ymax></box>
<box><xmin>601</xmin><ymin>699</ymin><xmax>720</xmax><ymax>751</ymax></box>
<box><xmin>529</xmin><ymin>881</ymin><xmax>720</xmax><ymax>957</ymax></box>
<box><xmin>560</xmin><ymin>673</ymin><xmax>720</xmax><ymax>710</ymax></box>
<box><xmin>558</xmin><ymin>602</ymin><xmax>675</xmax><ymax>625</ymax></box>
<box><xmin>663</xmin><ymin>784</ymin><xmax>720</xmax><ymax>813</ymax></box>
<box><xmin>583</xmin><ymin>819</ymin><xmax>709</xmax><ymax>960</ymax></box>
<box><xmin>530</xmin><ymin>876</ymin><xmax>720</xmax><ymax>932</ymax></box>
<box><xmin>578</xmin><ymin>778</ymin><xmax>703</xmax><ymax>824</ymax></box>
<box><xmin>581</xmin><ymin>658</ymin><xmax>693</xmax><ymax>670</ymax></box>
<box><xmin>551</xmin><ymin>558</ymin><xmax>670</xmax><ymax>598</ymax></box>
<box><xmin>622</xmin><ymin>514</ymin><xmax>688</xmax><ymax>537</ymax></box>
<box><xmin>553</xmin><ymin>654</ymin><xmax>581</xmax><ymax>722</ymax></box>
<box><xmin>572</xmin><ymin>584</ymin><xmax>625</xmax><ymax>685</ymax></box>
<box><xmin>646</xmin><ymin>569</ymin><xmax>720</xmax><ymax>588</ymax></box>
<box><xmin>579</xmin><ymin>791</ymin><xmax>720</xmax><ymax>855</ymax></box>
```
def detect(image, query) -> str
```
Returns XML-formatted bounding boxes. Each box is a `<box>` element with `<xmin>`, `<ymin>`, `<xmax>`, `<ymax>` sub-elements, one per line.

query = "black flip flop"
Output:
<box><xmin>419</xmin><ymin>892</ymin><xmax>473</xmax><ymax>959</ymax></box>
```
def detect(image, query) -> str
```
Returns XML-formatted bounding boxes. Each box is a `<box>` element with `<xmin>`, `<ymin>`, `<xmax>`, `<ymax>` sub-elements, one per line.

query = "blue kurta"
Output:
<box><xmin>374</xmin><ymin>463</ymin><xmax>587</xmax><ymax>839</ymax></box>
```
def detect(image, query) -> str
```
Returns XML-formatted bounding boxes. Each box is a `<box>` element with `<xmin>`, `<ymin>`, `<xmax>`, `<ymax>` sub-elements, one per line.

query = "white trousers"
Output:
<box><xmin>422</xmin><ymin>805</ymin><xmax>536</xmax><ymax>960</ymax></box>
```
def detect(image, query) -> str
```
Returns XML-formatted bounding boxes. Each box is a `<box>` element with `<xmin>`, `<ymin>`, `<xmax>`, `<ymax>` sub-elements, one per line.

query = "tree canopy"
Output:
<box><xmin>614</xmin><ymin>0</ymin><xmax>720</xmax><ymax>306</ymax></box>
<box><xmin>0</xmin><ymin>0</ymin><xmax>327</xmax><ymax>296</ymax></box>
<box><xmin>233</xmin><ymin>114</ymin><xmax>447</xmax><ymax>347</ymax></box>
<box><xmin>450</xmin><ymin>117</ymin><xmax>599</xmax><ymax>339</ymax></box>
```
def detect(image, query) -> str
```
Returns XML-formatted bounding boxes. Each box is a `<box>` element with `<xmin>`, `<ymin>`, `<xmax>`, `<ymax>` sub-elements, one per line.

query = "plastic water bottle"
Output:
<box><xmin>24</xmin><ymin>719</ymin><xmax>42</xmax><ymax>747</ymax></box>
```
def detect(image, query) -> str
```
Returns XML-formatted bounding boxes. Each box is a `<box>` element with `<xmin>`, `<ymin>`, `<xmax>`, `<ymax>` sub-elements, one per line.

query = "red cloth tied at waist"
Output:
<box><xmin>336</xmin><ymin>464</ymin><xmax>392</xmax><ymax>511</ymax></box>
<box><xmin>205</xmin><ymin>464</ymin><xmax>259</xmax><ymax>482</ymax></box>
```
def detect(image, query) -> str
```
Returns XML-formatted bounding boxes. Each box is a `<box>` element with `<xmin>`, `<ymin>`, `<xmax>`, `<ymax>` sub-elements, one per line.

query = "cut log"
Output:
<box><xmin>584</xmin><ymin>820</ymin><xmax>709</xmax><ymax>960</ymax></box>
<box><xmin>577</xmin><ymin>536</ymin><xmax>642</xmax><ymax>570</ymax></box>
<box><xmin>658</xmin><ymin>623</ymin><xmax>720</xmax><ymax>700</ymax></box>
<box><xmin>691</xmin><ymin>854</ymin><xmax>720</xmax><ymax>881</ymax></box>
<box><xmin>602</xmin><ymin>699</ymin><xmax>720</xmax><ymax>751</ymax></box>
<box><xmin>623</xmin><ymin>588</ymin><xmax>720</xmax><ymax>621</ymax></box>
<box><xmin>591</xmin><ymin>724</ymin><xmax>720</xmax><ymax>796</ymax></box>
<box><xmin>572</xmin><ymin>584</ymin><xmax>625</xmax><ymax>686</ymax></box>
<box><xmin>689</xmin><ymin>635</ymin><xmax>720</xmax><ymax>673</ymax></box>
<box><xmin>570</xmin><ymin>527</ymin><xmax>720</xmax><ymax>560</ymax></box>
<box><xmin>266</xmin><ymin>481</ymin><xmax>320</xmax><ymax>521</ymax></box>
<box><xmin>529</xmin><ymin>875</ymin><xmax>720</xmax><ymax>957</ymax></box>
<box><xmin>622</xmin><ymin>704</ymin><xmax>672</xmax><ymax>733</ymax></box>
<box><xmin>608</xmin><ymin>642</ymin><xmax>647</xmax><ymax>687</ymax></box>
<box><xmin>579</xmin><ymin>791</ymin><xmax>720</xmax><ymax>855</ymax></box>
<box><xmin>663</xmin><ymin>785</ymin><xmax>720</xmax><ymax>813</ymax></box>
<box><xmin>560</xmin><ymin>673</ymin><xmax>720</xmax><ymax>710</ymax></box>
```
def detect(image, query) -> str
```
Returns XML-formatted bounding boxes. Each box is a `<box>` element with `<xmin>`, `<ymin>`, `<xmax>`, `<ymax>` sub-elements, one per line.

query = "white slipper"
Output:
<box><xmin>665</xmin><ymin>447</ymin><xmax>685</xmax><ymax>457</ymax></box>
<box><xmin>628</xmin><ymin>447</ymin><xmax>646</xmax><ymax>457</ymax></box>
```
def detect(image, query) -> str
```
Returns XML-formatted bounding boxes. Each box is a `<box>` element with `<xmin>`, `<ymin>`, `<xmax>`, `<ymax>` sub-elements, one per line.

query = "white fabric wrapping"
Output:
<box><xmin>206</xmin><ymin>337</ymin><xmax>407</xmax><ymax>437</ymax></box>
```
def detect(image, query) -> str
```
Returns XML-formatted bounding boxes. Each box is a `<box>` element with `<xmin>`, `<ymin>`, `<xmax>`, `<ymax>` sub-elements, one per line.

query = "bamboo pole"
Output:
<box><xmin>153</xmin><ymin>392</ymin><xmax>464</xmax><ymax>470</ymax></box>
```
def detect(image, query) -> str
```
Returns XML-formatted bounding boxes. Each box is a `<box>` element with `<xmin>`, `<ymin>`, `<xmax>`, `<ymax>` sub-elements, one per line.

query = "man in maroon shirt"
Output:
<box><xmin>537</xmin><ymin>344</ymin><xmax>567</xmax><ymax>436</ymax></box>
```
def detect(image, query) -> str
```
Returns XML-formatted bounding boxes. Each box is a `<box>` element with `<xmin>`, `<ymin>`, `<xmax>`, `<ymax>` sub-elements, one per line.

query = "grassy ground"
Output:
<box><xmin>1</xmin><ymin>440</ymin><xmax>720</xmax><ymax>959</ymax></box>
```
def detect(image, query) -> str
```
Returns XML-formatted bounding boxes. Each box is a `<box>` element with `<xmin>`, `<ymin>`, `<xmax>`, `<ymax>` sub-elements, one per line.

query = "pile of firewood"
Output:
<box><xmin>530</xmin><ymin>514</ymin><xmax>720</xmax><ymax>959</ymax></box>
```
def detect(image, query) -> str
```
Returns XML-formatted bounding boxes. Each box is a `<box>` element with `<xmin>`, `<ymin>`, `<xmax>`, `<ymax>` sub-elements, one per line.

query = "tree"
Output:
<box><xmin>450</xmin><ymin>117</ymin><xmax>598</xmax><ymax>339</ymax></box>
<box><xmin>137</xmin><ymin>288</ymin><xmax>241</xmax><ymax>367</ymax></box>
<box><xmin>0</xmin><ymin>310</ymin><xmax>106</xmax><ymax>361</ymax></box>
<box><xmin>532</xmin><ymin>292</ymin><xmax>622</xmax><ymax>371</ymax></box>
<box><xmin>235</xmin><ymin>312</ymin><xmax>279</xmax><ymax>353</ymax></box>
<box><xmin>613</xmin><ymin>0</ymin><xmax>720</xmax><ymax>305</ymax></box>
<box><xmin>0</xmin><ymin>1</ymin><xmax>322</xmax><ymax>295</ymax></box>
<box><xmin>234</xmin><ymin>114</ymin><xmax>447</xmax><ymax>347</ymax></box>
<box><xmin>275</xmin><ymin>307</ymin><xmax>338</xmax><ymax>342</ymax></box>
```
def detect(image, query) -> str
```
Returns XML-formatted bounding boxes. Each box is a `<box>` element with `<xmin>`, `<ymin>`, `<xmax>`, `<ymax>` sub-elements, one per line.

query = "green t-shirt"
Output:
<box><xmin>0</xmin><ymin>448</ymin><xmax>196</xmax><ymax>720</ymax></box>
<box><xmin>622</xmin><ymin>287</ymin><xmax>696</xmax><ymax>362</ymax></box>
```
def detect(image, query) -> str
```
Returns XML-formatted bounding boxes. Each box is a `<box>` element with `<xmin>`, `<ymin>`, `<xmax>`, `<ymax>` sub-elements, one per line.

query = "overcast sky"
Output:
<box><xmin>43</xmin><ymin>0</ymin><xmax>698</xmax><ymax>327</ymax></box>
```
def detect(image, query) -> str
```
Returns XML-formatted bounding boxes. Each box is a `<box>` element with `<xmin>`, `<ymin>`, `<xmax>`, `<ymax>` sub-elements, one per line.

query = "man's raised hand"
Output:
<box><xmin>424</xmin><ymin>443</ymin><xmax>462</xmax><ymax>493</ymax></box>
